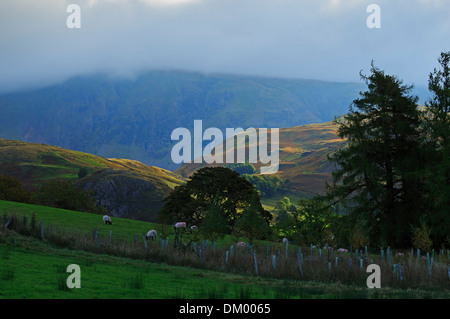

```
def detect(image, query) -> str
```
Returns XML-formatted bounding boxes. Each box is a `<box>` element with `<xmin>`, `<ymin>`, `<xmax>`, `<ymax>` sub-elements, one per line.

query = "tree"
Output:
<box><xmin>159</xmin><ymin>167</ymin><xmax>271</xmax><ymax>229</ymax></box>
<box><xmin>228</xmin><ymin>163</ymin><xmax>256</xmax><ymax>175</ymax></box>
<box><xmin>422</xmin><ymin>51</ymin><xmax>450</xmax><ymax>245</ymax></box>
<box><xmin>0</xmin><ymin>174</ymin><xmax>32</xmax><ymax>203</ymax></box>
<box><xmin>234</xmin><ymin>194</ymin><xmax>271</xmax><ymax>244</ymax></box>
<box><xmin>326</xmin><ymin>62</ymin><xmax>426</xmax><ymax>248</ymax></box>
<box><xmin>32</xmin><ymin>179</ymin><xmax>106</xmax><ymax>214</ymax></box>
<box><xmin>200</xmin><ymin>202</ymin><xmax>229</xmax><ymax>243</ymax></box>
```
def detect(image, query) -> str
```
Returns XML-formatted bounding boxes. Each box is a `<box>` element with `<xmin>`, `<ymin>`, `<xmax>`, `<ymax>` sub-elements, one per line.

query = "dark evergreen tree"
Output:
<box><xmin>423</xmin><ymin>51</ymin><xmax>450</xmax><ymax>245</ymax></box>
<box><xmin>326</xmin><ymin>62</ymin><xmax>426</xmax><ymax>248</ymax></box>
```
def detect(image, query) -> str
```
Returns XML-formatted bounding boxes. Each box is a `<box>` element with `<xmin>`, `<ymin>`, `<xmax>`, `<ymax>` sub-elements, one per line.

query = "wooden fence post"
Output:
<box><xmin>199</xmin><ymin>247</ymin><xmax>203</xmax><ymax>264</ymax></box>
<box><xmin>272</xmin><ymin>255</ymin><xmax>276</xmax><ymax>272</ymax></box>
<box><xmin>253</xmin><ymin>251</ymin><xmax>258</xmax><ymax>276</ymax></box>
<box><xmin>143</xmin><ymin>234</ymin><xmax>148</xmax><ymax>252</ymax></box>
<box><xmin>5</xmin><ymin>216</ymin><xmax>12</xmax><ymax>229</ymax></box>
<box><xmin>40</xmin><ymin>221</ymin><xmax>44</xmax><ymax>240</ymax></box>
<box><xmin>297</xmin><ymin>253</ymin><xmax>303</xmax><ymax>279</ymax></box>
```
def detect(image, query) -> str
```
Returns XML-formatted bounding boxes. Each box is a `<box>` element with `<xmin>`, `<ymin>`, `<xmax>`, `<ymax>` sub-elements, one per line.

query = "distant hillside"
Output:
<box><xmin>177</xmin><ymin>120</ymin><xmax>346</xmax><ymax>199</ymax></box>
<box><xmin>0</xmin><ymin>138</ymin><xmax>184</xmax><ymax>221</ymax></box>
<box><xmin>0</xmin><ymin>70</ymin><xmax>364</xmax><ymax>170</ymax></box>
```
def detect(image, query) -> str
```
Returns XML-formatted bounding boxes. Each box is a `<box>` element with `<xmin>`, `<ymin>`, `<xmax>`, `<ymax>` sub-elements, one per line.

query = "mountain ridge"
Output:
<box><xmin>0</xmin><ymin>70</ymin><xmax>364</xmax><ymax>170</ymax></box>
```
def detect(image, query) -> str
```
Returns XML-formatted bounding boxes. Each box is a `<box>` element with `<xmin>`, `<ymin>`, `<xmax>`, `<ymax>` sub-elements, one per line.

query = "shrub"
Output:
<box><xmin>32</xmin><ymin>179</ymin><xmax>106</xmax><ymax>215</ymax></box>
<box><xmin>411</xmin><ymin>221</ymin><xmax>433</xmax><ymax>252</ymax></box>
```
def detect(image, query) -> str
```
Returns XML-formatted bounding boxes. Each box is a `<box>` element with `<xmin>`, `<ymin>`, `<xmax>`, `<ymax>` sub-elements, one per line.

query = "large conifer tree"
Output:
<box><xmin>326</xmin><ymin>62</ymin><xmax>426</xmax><ymax>247</ymax></box>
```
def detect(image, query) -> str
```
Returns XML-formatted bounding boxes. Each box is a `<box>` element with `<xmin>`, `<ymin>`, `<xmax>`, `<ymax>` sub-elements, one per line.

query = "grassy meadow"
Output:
<box><xmin>0</xmin><ymin>200</ymin><xmax>449</xmax><ymax>299</ymax></box>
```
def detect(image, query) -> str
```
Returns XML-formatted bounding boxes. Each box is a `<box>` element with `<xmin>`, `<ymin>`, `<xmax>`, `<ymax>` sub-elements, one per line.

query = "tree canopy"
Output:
<box><xmin>159</xmin><ymin>167</ymin><xmax>272</xmax><ymax>232</ymax></box>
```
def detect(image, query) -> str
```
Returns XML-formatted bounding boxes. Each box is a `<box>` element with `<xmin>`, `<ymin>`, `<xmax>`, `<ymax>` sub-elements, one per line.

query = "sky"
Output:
<box><xmin>0</xmin><ymin>0</ymin><xmax>449</xmax><ymax>93</ymax></box>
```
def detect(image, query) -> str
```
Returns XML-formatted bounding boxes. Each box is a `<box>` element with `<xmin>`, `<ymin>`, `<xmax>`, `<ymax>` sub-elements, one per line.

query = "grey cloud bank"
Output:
<box><xmin>0</xmin><ymin>0</ymin><xmax>448</xmax><ymax>93</ymax></box>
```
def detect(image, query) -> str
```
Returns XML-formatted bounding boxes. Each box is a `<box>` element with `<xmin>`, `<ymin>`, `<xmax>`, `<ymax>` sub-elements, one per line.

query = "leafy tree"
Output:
<box><xmin>32</xmin><ymin>179</ymin><xmax>106</xmax><ymax>214</ymax></box>
<box><xmin>228</xmin><ymin>163</ymin><xmax>256</xmax><ymax>175</ymax></box>
<box><xmin>234</xmin><ymin>194</ymin><xmax>271</xmax><ymax>244</ymax></box>
<box><xmin>326</xmin><ymin>62</ymin><xmax>427</xmax><ymax>248</ymax></box>
<box><xmin>243</xmin><ymin>174</ymin><xmax>284</xmax><ymax>197</ymax></box>
<box><xmin>200</xmin><ymin>202</ymin><xmax>229</xmax><ymax>242</ymax></box>
<box><xmin>293</xmin><ymin>198</ymin><xmax>335</xmax><ymax>245</ymax></box>
<box><xmin>159</xmin><ymin>167</ymin><xmax>271</xmax><ymax>229</ymax></box>
<box><xmin>0</xmin><ymin>174</ymin><xmax>32</xmax><ymax>203</ymax></box>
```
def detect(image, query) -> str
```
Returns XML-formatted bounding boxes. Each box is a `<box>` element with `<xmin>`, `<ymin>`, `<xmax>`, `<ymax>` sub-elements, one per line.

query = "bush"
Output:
<box><xmin>32</xmin><ymin>179</ymin><xmax>106</xmax><ymax>215</ymax></box>
<box><xmin>0</xmin><ymin>174</ymin><xmax>32</xmax><ymax>203</ymax></box>
<box><xmin>411</xmin><ymin>221</ymin><xmax>433</xmax><ymax>252</ymax></box>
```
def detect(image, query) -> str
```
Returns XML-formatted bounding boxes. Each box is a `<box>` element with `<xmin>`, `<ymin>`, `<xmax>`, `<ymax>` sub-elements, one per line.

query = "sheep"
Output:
<box><xmin>337</xmin><ymin>248</ymin><xmax>348</xmax><ymax>253</ymax></box>
<box><xmin>174</xmin><ymin>222</ymin><xmax>186</xmax><ymax>230</ymax></box>
<box><xmin>237</xmin><ymin>241</ymin><xmax>246</xmax><ymax>249</ymax></box>
<box><xmin>190</xmin><ymin>225</ymin><xmax>198</xmax><ymax>231</ymax></box>
<box><xmin>103</xmin><ymin>215</ymin><xmax>112</xmax><ymax>225</ymax></box>
<box><xmin>146</xmin><ymin>230</ymin><xmax>157</xmax><ymax>241</ymax></box>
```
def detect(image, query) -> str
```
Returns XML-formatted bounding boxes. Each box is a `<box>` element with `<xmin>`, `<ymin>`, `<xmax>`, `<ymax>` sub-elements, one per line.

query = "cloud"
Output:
<box><xmin>0</xmin><ymin>0</ymin><xmax>448</xmax><ymax>93</ymax></box>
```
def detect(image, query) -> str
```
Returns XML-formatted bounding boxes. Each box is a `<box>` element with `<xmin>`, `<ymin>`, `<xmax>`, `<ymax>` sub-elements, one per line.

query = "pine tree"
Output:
<box><xmin>423</xmin><ymin>51</ymin><xmax>450</xmax><ymax>245</ymax></box>
<box><xmin>326</xmin><ymin>62</ymin><xmax>426</xmax><ymax>248</ymax></box>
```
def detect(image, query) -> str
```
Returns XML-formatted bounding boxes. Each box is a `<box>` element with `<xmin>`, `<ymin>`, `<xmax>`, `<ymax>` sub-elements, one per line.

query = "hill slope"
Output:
<box><xmin>177</xmin><ymin>120</ymin><xmax>346</xmax><ymax>199</ymax></box>
<box><xmin>0</xmin><ymin>138</ymin><xmax>184</xmax><ymax>221</ymax></box>
<box><xmin>0</xmin><ymin>70</ymin><xmax>363</xmax><ymax>170</ymax></box>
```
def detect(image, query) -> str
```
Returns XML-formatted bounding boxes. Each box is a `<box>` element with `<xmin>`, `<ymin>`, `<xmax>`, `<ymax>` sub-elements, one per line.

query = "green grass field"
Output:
<box><xmin>1</xmin><ymin>200</ymin><xmax>449</xmax><ymax>299</ymax></box>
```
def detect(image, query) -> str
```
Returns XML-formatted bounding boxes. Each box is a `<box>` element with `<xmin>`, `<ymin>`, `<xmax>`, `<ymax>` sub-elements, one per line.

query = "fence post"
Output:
<box><xmin>297</xmin><ymin>253</ymin><xmax>303</xmax><ymax>279</ymax></box>
<box><xmin>253</xmin><ymin>251</ymin><xmax>258</xmax><ymax>276</ymax></box>
<box><xmin>5</xmin><ymin>216</ymin><xmax>12</xmax><ymax>229</ymax></box>
<box><xmin>272</xmin><ymin>255</ymin><xmax>277</xmax><ymax>272</ymax></box>
<box><xmin>226</xmin><ymin>250</ymin><xmax>229</xmax><ymax>265</ymax></box>
<box><xmin>40</xmin><ymin>221</ymin><xmax>44</xmax><ymax>240</ymax></box>
<box><xmin>109</xmin><ymin>230</ymin><xmax>112</xmax><ymax>246</ymax></box>
<box><xmin>143</xmin><ymin>234</ymin><xmax>148</xmax><ymax>252</ymax></box>
<box><xmin>328</xmin><ymin>262</ymin><xmax>332</xmax><ymax>280</ymax></box>
<box><xmin>199</xmin><ymin>247</ymin><xmax>203</xmax><ymax>264</ymax></box>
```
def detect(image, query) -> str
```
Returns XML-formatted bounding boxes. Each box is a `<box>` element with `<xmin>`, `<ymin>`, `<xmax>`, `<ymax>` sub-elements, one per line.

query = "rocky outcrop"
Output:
<box><xmin>74</xmin><ymin>168</ymin><xmax>172</xmax><ymax>222</ymax></box>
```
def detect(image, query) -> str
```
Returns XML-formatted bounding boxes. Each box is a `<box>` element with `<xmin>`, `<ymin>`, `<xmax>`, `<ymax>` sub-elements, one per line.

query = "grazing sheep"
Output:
<box><xmin>146</xmin><ymin>230</ymin><xmax>157</xmax><ymax>241</ymax></box>
<box><xmin>282</xmin><ymin>238</ymin><xmax>288</xmax><ymax>244</ymax></box>
<box><xmin>337</xmin><ymin>248</ymin><xmax>348</xmax><ymax>253</ymax></box>
<box><xmin>190</xmin><ymin>225</ymin><xmax>198</xmax><ymax>231</ymax></box>
<box><xmin>103</xmin><ymin>215</ymin><xmax>112</xmax><ymax>225</ymax></box>
<box><xmin>237</xmin><ymin>241</ymin><xmax>246</xmax><ymax>249</ymax></box>
<box><xmin>174</xmin><ymin>222</ymin><xmax>186</xmax><ymax>230</ymax></box>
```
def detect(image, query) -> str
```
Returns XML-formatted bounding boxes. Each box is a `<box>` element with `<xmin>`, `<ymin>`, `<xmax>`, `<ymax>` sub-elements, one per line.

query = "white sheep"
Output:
<box><xmin>146</xmin><ymin>230</ymin><xmax>157</xmax><ymax>241</ymax></box>
<box><xmin>103</xmin><ymin>215</ymin><xmax>112</xmax><ymax>225</ymax></box>
<box><xmin>190</xmin><ymin>225</ymin><xmax>198</xmax><ymax>231</ymax></box>
<box><xmin>237</xmin><ymin>241</ymin><xmax>246</xmax><ymax>249</ymax></box>
<box><xmin>174</xmin><ymin>222</ymin><xmax>186</xmax><ymax>230</ymax></box>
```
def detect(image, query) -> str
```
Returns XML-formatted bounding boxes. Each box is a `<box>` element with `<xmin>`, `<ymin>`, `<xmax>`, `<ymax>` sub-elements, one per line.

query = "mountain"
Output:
<box><xmin>0</xmin><ymin>138</ymin><xmax>184</xmax><ymax>221</ymax></box>
<box><xmin>177</xmin><ymin>120</ymin><xmax>346</xmax><ymax>200</ymax></box>
<box><xmin>0</xmin><ymin>70</ymin><xmax>364</xmax><ymax>170</ymax></box>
